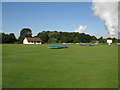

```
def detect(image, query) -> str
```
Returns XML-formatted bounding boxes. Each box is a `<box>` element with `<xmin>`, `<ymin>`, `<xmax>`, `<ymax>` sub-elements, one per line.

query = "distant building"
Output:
<box><xmin>95</xmin><ymin>41</ymin><xmax>99</xmax><ymax>44</ymax></box>
<box><xmin>23</xmin><ymin>37</ymin><xmax>42</xmax><ymax>44</ymax></box>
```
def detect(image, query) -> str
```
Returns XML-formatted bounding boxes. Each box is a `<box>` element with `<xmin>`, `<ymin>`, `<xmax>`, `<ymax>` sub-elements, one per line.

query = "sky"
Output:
<box><xmin>2</xmin><ymin>2</ymin><xmax>114</xmax><ymax>38</ymax></box>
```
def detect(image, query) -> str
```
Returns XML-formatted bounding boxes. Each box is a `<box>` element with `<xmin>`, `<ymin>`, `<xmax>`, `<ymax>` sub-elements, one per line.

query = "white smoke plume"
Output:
<box><xmin>75</xmin><ymin>25</ymin><xmax>87</xmax><ymax>33</ymax></box>
<box><xmin>119</xmin><ymin>1</ymin><xmax>120</xmax><ymax>38</ymax></box>
<box><xmin>92</xmin><ymin>0</ymin><xmax>118</xmax><ymax>37</ymax></box>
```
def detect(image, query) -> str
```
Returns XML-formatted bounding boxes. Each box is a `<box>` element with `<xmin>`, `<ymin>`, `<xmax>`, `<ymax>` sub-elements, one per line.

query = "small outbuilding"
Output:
<box><xmin>107</xmin><ymin>40</ymin><xmax>112</xmax><ymax>45</ymax></box>
<box><xmin>23</xmin><ymin>37</ymin><xmax>42</xmax><ymax>44</ymax></box>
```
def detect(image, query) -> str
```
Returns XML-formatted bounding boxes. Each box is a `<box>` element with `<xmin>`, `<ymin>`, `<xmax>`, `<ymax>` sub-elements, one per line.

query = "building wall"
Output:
<box><xmin>23</xmin><ymin>38</ymin><xmax>30</xmax><ymax>44</ymax></box>
<box><xmin>36</xmin><ymin>42</ymin><xmax>42</xmax><ymax>44</ymax></box>
<box><xmin>23</xmin><ymin>38</ymin><xmax>41</xmax><ymax>44</ymax></box>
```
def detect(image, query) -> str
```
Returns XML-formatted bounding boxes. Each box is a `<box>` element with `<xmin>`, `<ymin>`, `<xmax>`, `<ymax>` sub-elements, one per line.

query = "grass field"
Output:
<box><xmin>2</xmin><ymin>44</ymin><xmax>118</xmax><ymax>88</ymax></box>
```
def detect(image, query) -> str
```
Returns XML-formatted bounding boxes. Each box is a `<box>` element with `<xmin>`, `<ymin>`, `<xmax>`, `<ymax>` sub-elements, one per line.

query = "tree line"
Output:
<box><xmin>0</xmin><ymin>28</ymin><xmax>119</xmax><ymax>44</ymax></box>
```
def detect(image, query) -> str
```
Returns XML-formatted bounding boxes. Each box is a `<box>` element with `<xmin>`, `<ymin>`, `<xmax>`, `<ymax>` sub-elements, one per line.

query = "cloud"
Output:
<box><xmin>118</xmin><ymin>1</ymin><xmax>120</xmax><ymax>37</ymax></box>
<box><xmin>75</xmin><ymin>25</ymin><xmax>87</xmax><ymax>33</ymax></box>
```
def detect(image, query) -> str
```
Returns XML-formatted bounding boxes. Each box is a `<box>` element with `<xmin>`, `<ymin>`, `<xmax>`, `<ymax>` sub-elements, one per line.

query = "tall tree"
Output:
<box><xmin>19</xmin><ymin>28</ymin><xmax>32</xmax><ymax>43</ymax></box>
<box><xmin>9</xmin><ymin>33</ymin><xmax>16</xmax><ymax>43</ymax></box>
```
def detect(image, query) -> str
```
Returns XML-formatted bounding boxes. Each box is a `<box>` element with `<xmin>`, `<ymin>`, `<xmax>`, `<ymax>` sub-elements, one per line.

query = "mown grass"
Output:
<box><xmin>2</xmin><ymin>44</ymin><xmax>118</xmax><ymax>88</ymax></box>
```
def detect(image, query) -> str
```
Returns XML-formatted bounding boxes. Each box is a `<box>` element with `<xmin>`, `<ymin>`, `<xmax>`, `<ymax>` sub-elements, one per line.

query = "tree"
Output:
<box><xmin>77</xmin><ymin>33</ymin><xmax>91</xmax><ymax>43</ymax></box>
<box><xmin>112</xmin><ymin>38</ymin><xmax>118</xmax><ymax>43</ymax></box>
<box><xmin>91</xmin><ymin>36</ymin><xmax>97</xmax><ymax>40</ymax></box>
<box><xmin>73</xmin><ymin>37</ymin><xmax>79</xmax><ymax>43</ymax></box>
<box><xmin>35</xmin><ymin>31</ymin><xmax>98</xmax><ymax>43</ymax></box>
<box><xmin>19</xmin><ymin>28</ymin><xmax>32</xmax><ymax>43</ymax></box>
<box><xmin>118</xmin><ymin>39</ymin><xmax>120</xmax><ymax>43</ymax></box>
<box><xmin>48</xmin><ymin>38</ymin><xmax>58</xmax><ymax>43</ymax></box>
<box><xmin>61</xmin><ymin>36</ymin><xmax>68</xmax><ymax>43</ymax></box>
<box><xmin>36</xmin><ymin>31</ymin><xmax>49</xmax><ymax>43</ymax></box>
<box><xmin>0</xmin><ymin>33</ymin><xmax>2</xmax><ymax>44</ymax></box>
<box><xmin>67</xmin><ymin>33</ymin><xmax>74</xmax><ymax>43</ymax></box>
<box><xmin>1</xmin><ymin>33</ymin><xmax>16</xmax><ymax>43</ymax></box>
<box><xmin>49</xmin><ymin>31</ymin><xmax>61</xmax><ymax>41</ymax></box>
<box><xmin>98</xmin><ymin>37</ymin><xmax>103</xmax><ymax>40</ymax></box>
<box><xmin>9</xmin><ymin>33</ymin><xmax>16</xmax><ymax>43</ymax></box>
<box><xmin>99</xmin><ymin>39</ymin><xmax>106</xmax><ymax>43</ymax></box>
<box><xmin>99</xmin><ymin>37</ymin><xmax>106</xmax><ymax>43</ymax></box>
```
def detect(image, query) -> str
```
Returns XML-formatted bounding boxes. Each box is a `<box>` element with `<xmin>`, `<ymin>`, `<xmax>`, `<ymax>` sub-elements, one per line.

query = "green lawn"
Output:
<box><xmin>2</xmin><ymin>44</ymin><xmax>118</xmax><ymax>88</ymax></box>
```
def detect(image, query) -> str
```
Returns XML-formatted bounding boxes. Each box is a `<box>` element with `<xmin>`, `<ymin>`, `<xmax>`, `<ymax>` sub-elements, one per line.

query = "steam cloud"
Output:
<box><xmin>92</xmin><ymin>0</ymin><xmax>118</xmax><ymax>36</ymax></box>
<box><xmin>119</xmin><ymin>1</ymin><xmax>120</xmax><ymax>38</ymax></box>
<box><xmin>75</xmin><ymin>25</ymin><xmax>87</xmax><ymax>33</ymax></box>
